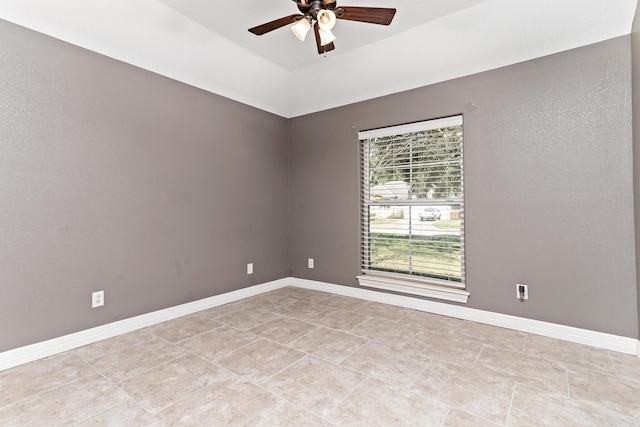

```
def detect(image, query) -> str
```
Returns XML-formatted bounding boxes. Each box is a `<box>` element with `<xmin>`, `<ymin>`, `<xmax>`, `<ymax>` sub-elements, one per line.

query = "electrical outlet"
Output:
<box><xmin>247</xmin><ymin>263</ymin><xmax>253</xmax><ymax>275</ymax></box>
<box><xmin>92</xmin><ymin>290</ymin><xmax>104</xmax><ymax>308</ymax></box>
<box><xmin>516</xmin><ymin>284</ymin><xmax>528</xmax><ymax>300</ymax></box>
<box><xmin>308</xmin><ymin>258</ymin><xmax>314</xmax><ymax>269</ymax></box>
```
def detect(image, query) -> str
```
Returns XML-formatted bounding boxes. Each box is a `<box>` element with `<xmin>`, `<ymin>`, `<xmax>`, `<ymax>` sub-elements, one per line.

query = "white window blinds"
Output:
<box><xmin>359</xmin><ymin>116</ymin><xmax>464</xmax><ymax>288</ymax></box>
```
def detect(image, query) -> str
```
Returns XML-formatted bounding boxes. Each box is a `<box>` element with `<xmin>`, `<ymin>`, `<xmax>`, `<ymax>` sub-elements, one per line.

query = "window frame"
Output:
<box><xmin>357</xmin><ymin>115</ymin><xmax>469</xmax><ymax>303</ymax></box>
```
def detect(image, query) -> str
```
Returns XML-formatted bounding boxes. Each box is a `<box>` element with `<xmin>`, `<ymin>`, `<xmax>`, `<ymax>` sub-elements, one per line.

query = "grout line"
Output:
<box><xmin>393</xmin><ymin>311</ymin><xmax>411</xmax><ymax>323</ymax></box>
<box><xmin>256</xmin><ymin>382</ymin><xmax>328</xmax><ymax>423</ymax></box>
<box><xmin>284</xmin><ymin>325</ymin><xmax>321</xmax><ymax>347</ymax></box>
<box><xmin>145</xmin><ymin>381</ymin><xmax>212</xmax><ymax>417</ymax></box>
<box><xmin>250</xmin><ymin>387</ymin><xmax>290</xmax><ymax>424</ymax></box>
<box><xmin>217</xmin><ymin>336</ymin><xmax>274</xmax><ymax>360</ymax></box>
<box><xmin>248</xmin><ymin>356</ymin><xmax>336</xmax><ymax>422</ymax></box>
<box><xmin>259</xmin><ymin>350</ymin><xmax>308</xmax><ymax>382</ymax></box>
<box><xmin>336</xmin><ymin>337</ymin><xmax>371</xmax><ymax>364</ymax></box>
<box><xmin>148</xmin><ymin>331</ymin><xmax>178</xmax><ymax>345</ymax></box>
<box><xmin>488</xmin><ymin>339</ymin><xmax>624</xmax><ymax>382</ymax></box>
<box><xmin>566</xmin><ymin>366</ymin><xmax>573</xmax><ymax>399</ymax></box>
<box><xmin>283</xmin><ymin>338</ymin><xmax>361</xmax><ymax>366</ymax></box>
<box><xmin>407</xmin><ymin>358</ymin><xmax>433</xmax><ymax>391</ymax></box>
<box><xmin>470</xmin><ymin>344</ymin><xmax>486</xmax><ymax>369</ymax></box>
<box><xmin>606</xmin><ymin>350</ymin><xmax>620</xmax><ymax>379</ymax></box>
<box><xmin>504</xmin><ymin>382</ymin><xmax>518</xmax><ymax>426</ymax></box>
<box><xmin>171</xmin><ymin>324</ymin><xmax>226</xmax><ymax>345</ymax></box>
<box><xmin>2</xmin><ymin>353</ymin><xmax>104</xmax><ymax>411</ymax></box>
<box><xmin>102</xmin><ymin>350</ymin><xmax>188</xmax><ymax>386</ymax></box>
<box><xmin>439</xmin><ymin>407</ymin><xmax>452</xmax><ymax>427</ymax></box>
<box><xmin>194</xmin><ymin>303</ymin><xmax>253</xmax><ymax>320</ymax></box>
<box><xmin>521</xmin><ymin>333</ymin><xmax>529</xmax><ymax>354</ymax></box>
<box><xmin>75</xmin><ymin>334</ymin><xmax>159</xmax><ymax>364</ymax></box>
<box><xmin>4</xmin><ymin>370</ymin><xmax>98</xmax><ymax>411</ymax></box>
<box><xmin>331</xmin><ymin>357</ymin><xmax>372</xmax><ymax>380</ymax></box>
<box><xmin>70</xmin><ymin>395</ymin><xmax>139</xmax><ymax>426</ymax></box>
<box><xmin>324</xmin><ymin>374</ymin><xmax>369</xmax><ymax>421</ymax></box>
<box><xmin>518</xmin><ymin>332</ymin><xmax>528</xmax><ymax>353</ymax></box>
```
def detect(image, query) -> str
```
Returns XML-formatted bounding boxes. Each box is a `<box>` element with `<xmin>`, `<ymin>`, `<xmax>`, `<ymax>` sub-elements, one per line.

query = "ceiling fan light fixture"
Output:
<box><xmin>317</xmin><ymin>9</ymin><xmax>337</xmax><ymax>30</ymax></box>
<box><xmin>319</xmin><ymin>27</ymin><xmax>336</xmax><ymax>46</ymax></box>
<box><xmin>291</xmin><ymin>17</ymin><xmax>312</xmax><ymax>41</ymax></box>
<box><xmin>249</xmin><ymin>1</ymin><xmax>396</xmax><ymax>55</ymax></box>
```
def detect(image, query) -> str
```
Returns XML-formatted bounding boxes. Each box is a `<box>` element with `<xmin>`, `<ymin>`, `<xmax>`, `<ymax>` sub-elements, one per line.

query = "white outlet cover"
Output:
<box><xmin>247</xmin><ymin>263</ymin><xmax>253</xmax><ymax>275</ymax></box>
<box><xmin>308</xmin><ymin>258</ymin><xmax>314</xmax><ymax>269</ymax></box>
<box><xmin>92</xmin><ymin>290</ymin><xmax>104</xmax><ymax>308</ymax></box>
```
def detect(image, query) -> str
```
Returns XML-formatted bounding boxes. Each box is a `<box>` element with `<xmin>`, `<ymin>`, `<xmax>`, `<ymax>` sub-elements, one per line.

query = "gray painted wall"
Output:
<box><xmin>633</xmin><ymin>7</ymin><xmax>640</xmax><ymax>340</ymax></box>
<box><xmin>0</xmin><ymin>19</ymin><xmax>289</xmax><ymax>352</ymax></box>
<box><xmin>2</xmin><ymin>17</ymin><xmax>638</xmax><ymax>353</ymax></box>
<box><xmin>289</xmin><ymin>36</ymin><xmax>638</xmax><ymax>338</ymax></box>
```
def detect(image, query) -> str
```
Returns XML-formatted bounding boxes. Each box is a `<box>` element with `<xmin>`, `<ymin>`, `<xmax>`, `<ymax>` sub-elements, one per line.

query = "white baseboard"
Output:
<box><xmin>290</xmin><ymin>278</ymin><xmax>640</xmax><ymax>356</ymax></box>
<box><xmin>0</xmin><ymin>278</ymin><xmax>289</xmax><ymax>372</ymax></box>
<box><xmin>2</xmin><ymin>276</ymin><xmax>638</xmax><ymax>372</ymax></box>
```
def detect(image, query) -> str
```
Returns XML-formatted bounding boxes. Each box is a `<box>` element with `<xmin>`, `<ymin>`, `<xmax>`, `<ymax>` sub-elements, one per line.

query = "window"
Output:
<box><xmin>358</xmin><ymin>116</ymin><xmax>469</xmax><ymax>303</ymax></box>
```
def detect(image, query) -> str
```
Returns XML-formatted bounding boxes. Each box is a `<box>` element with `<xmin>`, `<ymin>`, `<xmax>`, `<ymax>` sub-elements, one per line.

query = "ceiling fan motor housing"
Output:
<box><xmin>296</xmin><ymin>0</ymin><xmax>336</xmax><ymax>19</ymax></box>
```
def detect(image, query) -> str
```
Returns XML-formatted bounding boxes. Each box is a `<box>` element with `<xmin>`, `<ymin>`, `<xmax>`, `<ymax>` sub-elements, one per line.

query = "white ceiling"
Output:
<box><xmin>0</xmin><ymin>0</ymin><xmax>637</xmax><ymax>118</ymax></box>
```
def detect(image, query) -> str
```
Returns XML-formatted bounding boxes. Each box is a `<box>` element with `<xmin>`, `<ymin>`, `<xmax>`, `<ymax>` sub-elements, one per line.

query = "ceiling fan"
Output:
<box><xmin>248</xmin><ymin>0</ymin><xmax>396</xmax><ymax>54</ymax></box>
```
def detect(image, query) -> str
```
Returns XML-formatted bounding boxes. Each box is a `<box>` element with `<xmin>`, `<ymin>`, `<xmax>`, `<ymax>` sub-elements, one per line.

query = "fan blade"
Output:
<box><xmin>313</xmin><ymin>22</ymin><xmax>335</xmax><ymax>54</ymax></box>
<box><xmin>334</xmin><ymin>7</ymin><xmax>396</xmax><ymax>25</ymax></box>
<box><xmin>249</xmin><ymin>14</ymin><xmax>303</xmax><ymax>35</ymax></box>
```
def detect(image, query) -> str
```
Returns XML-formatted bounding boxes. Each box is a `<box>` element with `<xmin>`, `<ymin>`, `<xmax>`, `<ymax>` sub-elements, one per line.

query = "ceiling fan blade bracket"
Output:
<box><xmin>295</xmin><ymin>0</ymin><xmax>312</xmax><ymax>14</ymax></box>
<box><xmin>322</xmin><ymin>0</ymin><xmax>337</xmax><ymax>10</ymax></box>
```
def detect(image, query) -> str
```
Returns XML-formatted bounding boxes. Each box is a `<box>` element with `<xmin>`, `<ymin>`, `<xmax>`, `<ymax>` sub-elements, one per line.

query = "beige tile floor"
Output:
<box><xmin>1</xmin><ymin>286</ymin><xmax>639</xmax><ymax>426</ymax></box>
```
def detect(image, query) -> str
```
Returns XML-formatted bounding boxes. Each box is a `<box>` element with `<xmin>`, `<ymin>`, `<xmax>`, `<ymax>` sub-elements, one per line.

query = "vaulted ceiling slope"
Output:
<box><xmin>1</xmin><ymin>0</ymin><xmax>637</xmax><ymax>118</ymax></box>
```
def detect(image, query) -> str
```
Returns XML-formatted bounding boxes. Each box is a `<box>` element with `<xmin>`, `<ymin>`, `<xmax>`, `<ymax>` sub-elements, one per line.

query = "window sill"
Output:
<box><xmin>357</xmin><ymin>274</ymin><xmax>470</xmax><ymax>303</ymax></box>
